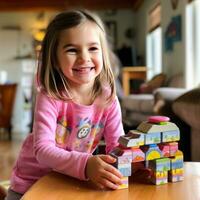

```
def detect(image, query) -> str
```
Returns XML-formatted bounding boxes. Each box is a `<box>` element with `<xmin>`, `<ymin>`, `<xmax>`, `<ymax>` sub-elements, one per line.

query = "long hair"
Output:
<box><xmin>37</xmin><ymin>9</ymin><xmax>116</xmax><ymax>104</ymax></box>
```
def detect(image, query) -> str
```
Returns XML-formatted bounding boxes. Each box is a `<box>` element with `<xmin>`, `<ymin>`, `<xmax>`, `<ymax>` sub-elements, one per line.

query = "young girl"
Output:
<box><xmin>6</xmin><ymin>9</ymin><xmax>124</xmax><ymax>200</ymax></box>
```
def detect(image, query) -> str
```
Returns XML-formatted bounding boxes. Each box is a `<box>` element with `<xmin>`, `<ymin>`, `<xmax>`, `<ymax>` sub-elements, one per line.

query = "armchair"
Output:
<box><xmin>0</xmin><ymin>83</ymin><xmax>17</xmax><ymax>140</ymax></box>
<box><xmin>172</xmin><ymin>88</ymin><xmax>200</xmax><ymax>161</ymax></box>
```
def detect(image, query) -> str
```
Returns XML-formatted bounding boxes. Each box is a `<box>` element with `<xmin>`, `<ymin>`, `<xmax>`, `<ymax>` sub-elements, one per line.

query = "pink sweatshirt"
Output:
<box><xmin>10</xmin><ymin>91</ymin><xmax>124</xmax><ymax>194</ymax></box>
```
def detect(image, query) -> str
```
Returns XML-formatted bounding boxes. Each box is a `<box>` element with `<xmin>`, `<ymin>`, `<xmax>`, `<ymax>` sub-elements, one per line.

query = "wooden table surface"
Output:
<box><xmin>22</xmin><ymin>162</ymin><xmax>200</xmax><ymax>200</ymax></box>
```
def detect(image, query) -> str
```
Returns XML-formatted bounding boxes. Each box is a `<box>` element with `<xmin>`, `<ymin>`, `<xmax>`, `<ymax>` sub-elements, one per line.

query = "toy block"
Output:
<box><xmin>110</xmin><ymin>147</ymin><xmax>133</xmax><ymax>165</ymax></box>
<box><xmin>142</xmin><ymin>144</ymin><xmax>162</xmax><ymax>161</ymax></box>
<box><xmin>174</xmin><ymin>150</ymin><xmax>184</xmax><ymax>158</ymax></box>
<box><xmin>117</xmin><ymin>177</ymin><xmax>129</xmax><ymax>189</ymax></box>
<box><xmin>148</xmin><ymin>116</ymin><xmax>170</xmax><ymax>124</ymax></box>
<box><xmin>118</xmin><ymin>163</ymin><xmax>132</xmax><ymax>177</ymax></box>
<box><xmin>149</xmin><ymin>158</ymin><xmax>170</xmax><ymax>172</ymax></box>
<box><xmin>144</xmin><ymin>132</ymin><xmax>161</xmax><ymax>144</ymax></box>
<box><xmin>118</xmin><ymin>130</ymin><xmax>145</xmax><ymax>147</ymax></box>
<box><xmin>158</xmin><ymin>143</ymin><xmax>170</xmax><ymax>157</ymax></box>
<box><xmin>137</xmin><ymin>121</ymin><xmax>179</xmax><ymax>133</ymax></box>
<box><xmin>168</xmin><ymin>168</ymin><xmax>184</xmax><ymax>182</ymax></box>
<box><xmin>132</xmin><ymin>147</ymin><xmax>145</xmax><ymax>163</ymax></box>
<box><xmin>111</xmin><ymin>116</ymin><xmax>184</xmax><ymax>188</ymax></box>
<box><xmin>168</xmin><ymin>142</ymin><xmax>179</xmax><ymax>156</ymax></box>
<box><xmin>162</xmin><ymin>130</ymin><xmax>180</xmax><ymax>142</ymax></box>
<box><xmin>151</xmin><ymin>171</ymin><xmax>168</xmax><ymax>185</ymax></box>
<box><xmin>170</xmin><ymin>150</ymin><xmax>184</xmax><ymax>170</ymax></box>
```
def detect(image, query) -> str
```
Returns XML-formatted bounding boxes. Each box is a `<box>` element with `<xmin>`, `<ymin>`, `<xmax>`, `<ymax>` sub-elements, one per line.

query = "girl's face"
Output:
<box><xmin>57</xmin><ymin>21</ymin><xmax>103</xmax><ymax>88</ymax></box>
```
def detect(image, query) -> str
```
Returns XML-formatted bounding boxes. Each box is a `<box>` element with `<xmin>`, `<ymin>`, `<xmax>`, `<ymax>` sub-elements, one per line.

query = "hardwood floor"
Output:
<box><xmin>0</xmin><ymin>132</ymin><xmax>27</xmax><ymax>181</ymax></box>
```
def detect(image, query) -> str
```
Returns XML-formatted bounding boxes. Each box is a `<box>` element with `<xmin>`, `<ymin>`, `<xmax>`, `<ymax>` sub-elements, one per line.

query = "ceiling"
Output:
<box><xmin>0</xmin><ymin>0</ymin><xmax>143</xmax><ymax>11</ymax></box>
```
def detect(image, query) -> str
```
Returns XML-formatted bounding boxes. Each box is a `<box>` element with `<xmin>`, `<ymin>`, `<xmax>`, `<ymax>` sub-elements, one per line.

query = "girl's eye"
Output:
<box><xmin>66</xmin><ymin>48</ymin><xmax>77</xmax><ymax>53</ymax></box>
<box><xmin>89</xmin><ymin>47</ymin><xmax>99</xmax><ymax>51</ymax></box>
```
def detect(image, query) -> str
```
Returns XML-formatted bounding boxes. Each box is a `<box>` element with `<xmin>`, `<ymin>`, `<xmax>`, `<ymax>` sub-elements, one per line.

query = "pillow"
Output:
<box><xmin>139</xmin><ymin>73</ymin><xmax>166</xmax><ymax>94</ymax></box>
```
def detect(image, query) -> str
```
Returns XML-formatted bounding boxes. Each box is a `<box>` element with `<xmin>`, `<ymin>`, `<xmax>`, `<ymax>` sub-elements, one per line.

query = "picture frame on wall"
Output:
<box><xmin>165</xmin><ymin>15</ymin><xmax>181</xmax><ymax>52</ymax></box>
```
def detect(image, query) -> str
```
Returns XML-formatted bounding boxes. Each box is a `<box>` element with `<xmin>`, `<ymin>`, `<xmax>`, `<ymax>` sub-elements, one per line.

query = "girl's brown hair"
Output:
<box><xmin>37</xmin><ymin>9</ymin><xmax>116</xmax><ymax>104</ymax></box>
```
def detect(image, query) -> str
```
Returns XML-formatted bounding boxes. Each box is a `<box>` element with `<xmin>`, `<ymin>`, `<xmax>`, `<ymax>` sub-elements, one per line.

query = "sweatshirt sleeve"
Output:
<box><xmin>103</xmin><ymin>97</ymin><xmax>125</xmax><ymax>154</ymax></box>
<box><xmin>32</xmin><ymin>92</ymin><xmax>91</xmax><ymax>180</ymax></box>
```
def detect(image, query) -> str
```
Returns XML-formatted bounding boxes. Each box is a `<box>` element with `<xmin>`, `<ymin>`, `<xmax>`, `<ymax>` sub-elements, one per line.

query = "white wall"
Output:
<box><xmin>98</xmin><ymin>10</ymin><xmax>135</xmax><ymax>49</ymax></box>
<box><xmin>135</xmin><ymin>0</ymin><xmax>188</xmax><ymax>83</ymax></box>
<box><xmin>0</xmin><ymin>11</ymin><xmax>56</xmax><ymax>59</ymax></box>
<box><xmin>162</xmin><ymin>0</ymin><xmax>187</xmax><ymax>78</ymax></box>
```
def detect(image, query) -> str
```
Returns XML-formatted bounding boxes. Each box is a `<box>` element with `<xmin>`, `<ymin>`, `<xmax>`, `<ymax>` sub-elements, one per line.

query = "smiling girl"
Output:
<box><xmin>6</xmin><ymin>10</ymin><xmax>125</xmax><ymax>200</ymax></box>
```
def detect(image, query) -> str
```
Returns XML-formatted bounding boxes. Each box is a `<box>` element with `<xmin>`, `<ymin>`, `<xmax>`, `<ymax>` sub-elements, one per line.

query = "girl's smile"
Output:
<box><xmin>72</xmin><ymin>66</ymin><xmax>95</xmax><ymax>75</ymax></box>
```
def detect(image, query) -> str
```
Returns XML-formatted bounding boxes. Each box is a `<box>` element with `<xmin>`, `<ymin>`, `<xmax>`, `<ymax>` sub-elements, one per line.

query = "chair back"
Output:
<box><xmin>0</xmin><ymin>83</ymin><xmax>17</xmax><ymax>128</ymax></box>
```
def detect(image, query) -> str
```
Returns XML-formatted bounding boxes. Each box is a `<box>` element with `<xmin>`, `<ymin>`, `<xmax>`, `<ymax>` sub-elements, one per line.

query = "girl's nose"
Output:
<box><xmin>78</xmin><ymin>51</ymin><xmax>91</xmax><ymax>64</ymax></box>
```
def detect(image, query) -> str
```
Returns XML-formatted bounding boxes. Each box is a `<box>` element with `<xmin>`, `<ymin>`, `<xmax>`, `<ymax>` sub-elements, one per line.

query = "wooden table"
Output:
<box><xmin>22</xmin><ymin>162</ymin><xmax>200</xmax><ymax>200</ymax></box>
<box><xmin>122</xmin><ymin>66</ymin><xmax>147</xmax><ymax>96</ymax></box>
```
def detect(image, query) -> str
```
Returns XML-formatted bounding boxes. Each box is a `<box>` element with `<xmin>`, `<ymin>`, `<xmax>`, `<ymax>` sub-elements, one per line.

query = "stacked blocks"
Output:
<box><xmin>110</xmin><ymin>116</ymin><xmax>184</xmax><ymax>189</ymax></box>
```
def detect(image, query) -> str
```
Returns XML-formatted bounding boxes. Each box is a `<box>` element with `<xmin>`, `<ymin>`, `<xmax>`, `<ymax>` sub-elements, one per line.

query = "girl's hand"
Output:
<box><xmin>85</xmin><ymin>155</ymin><xmax>123</xmax><ymax>190</ymax></box>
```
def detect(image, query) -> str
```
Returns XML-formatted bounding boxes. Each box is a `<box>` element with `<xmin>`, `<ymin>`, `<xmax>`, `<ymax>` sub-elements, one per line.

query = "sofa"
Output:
<box><xmin>121</xmin><ymin>73</ymin><xmax>185</xmax><ymax>127</ymax></box>
<box><xmin>172</xmin><ymin>88</ymin><xmax>200</xmax><ymax>161</ymax></box>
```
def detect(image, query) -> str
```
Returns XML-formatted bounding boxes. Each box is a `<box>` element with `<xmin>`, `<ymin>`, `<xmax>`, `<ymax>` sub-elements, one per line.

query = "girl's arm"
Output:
<box><xmin>32</xmin><ymin>92</ymin><xmax>91</xmax><ymax>180</ymax></box>
<box><xmin>103</xmin><ymin>97</ymin><xmax>125</xmax><ymax>153</ymax></box>
<box><xmin>85</xmin><ymin>98</ymin><xmax>125</xmax><ymax>189</ymax></box>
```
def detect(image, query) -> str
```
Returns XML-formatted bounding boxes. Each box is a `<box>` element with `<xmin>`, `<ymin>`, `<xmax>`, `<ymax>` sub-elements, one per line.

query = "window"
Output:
<box><xmin>146</xmin><ymin>3</ymin><xmax>162</xmax><ymax>80</ymax></box>
<box><xmin>186</xmin><ymin>0</ymin><xmax>200</xmax><ymax>88</ymax></box>
<box><xmin>146</xmin><ymin>27</ymin><xmax>162</xmax><ymax>80</ymax></box>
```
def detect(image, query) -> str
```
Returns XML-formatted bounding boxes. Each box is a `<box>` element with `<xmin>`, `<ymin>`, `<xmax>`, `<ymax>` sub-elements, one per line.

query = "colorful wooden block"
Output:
<box><xmin>117</xmin><ymin>177</ymin><xmax>129</xmax><ymax>189</ymax></box>
<box><xmin>144</xmin><ymin>132</ymin><xmax>161</xmax><ymax>144</ymax></box>
<box><xmin>118</xmin><ymin>163</ymin><xmax>132</xmax><ymax>177</ymax></box>
<box><xmin>168</xmin><ymin>168</ymin><xmax>184</xmax><ymax>182</ymax></box>
<box><xmin>132</xmin><ymin>147</ymin><xmax>145</xmax><ymax>163</ymax></box>
<box><xmin>137</xmin><ymin>121</ymin><xmax>179</xmax><ymax>133</ymax></box>
<box><xmin>118</xmin><ymin>130</ymin><xmax>145</xmax><ymax>147</ymax></box>
<box><xmin>162</xmin><ymin>130</ymin><xmax>180</xmax><ymax>142</ymax></box>
<box><xmin>110</xmin><ymin>147</ymin><xmax>133</xmax><ymax>165</ymax></box>
<box><xmin>158</xmin><ymin>143</ymin><xmax>170</xmax><ymax>157</ymax></box>
<box><xmin>168</xmin><ymin>142</ymin><xmax>179</xmax><ymax>156</ymax></box>
<box><xmin>148</xmin><ymin>116</ymin><xmax>170</xmax><ymax>123</ymax></box>
<box><xmin>149</xmin><ymin>158</ymin><xmax>170</xmax><ymax>172</ymax></box>
<box><xmin>142</xmin><ymin>144</ymin><xmax>162</xmax><ymax>161</ymax></box>
<box><xmin>170</xmin><ymin>150</ymin><xmax>184</xmax><ymax>169</ymax></box>
<box><xmin>151</xmin><ymin>171</ymin><xmax>168</xmax><ymax>185</ymax></box>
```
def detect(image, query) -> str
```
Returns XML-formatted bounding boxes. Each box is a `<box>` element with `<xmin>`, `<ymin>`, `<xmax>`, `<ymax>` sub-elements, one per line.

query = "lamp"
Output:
<box><xmin>33</xmin><ymin>28</ymin><xmax>45</xmax><ymax>42</ymax></box>
<box><xmin>32</xmin><ymin>12</ymin><xmax>47</xmax><ymax>55</ymax></box>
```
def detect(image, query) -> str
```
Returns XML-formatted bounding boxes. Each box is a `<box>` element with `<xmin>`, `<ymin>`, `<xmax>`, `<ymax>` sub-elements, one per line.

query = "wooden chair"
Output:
<box><xmin>0</xmin><ymin>83</ymin><xmax>17</xmax><ymax>140</ymax></box>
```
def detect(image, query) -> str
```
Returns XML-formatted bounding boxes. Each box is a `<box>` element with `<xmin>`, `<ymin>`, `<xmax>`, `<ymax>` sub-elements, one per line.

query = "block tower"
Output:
<box><xmin>110</xmin><ymin>116</ymin><xmax>184</xmax><ymax>189</ymax></box>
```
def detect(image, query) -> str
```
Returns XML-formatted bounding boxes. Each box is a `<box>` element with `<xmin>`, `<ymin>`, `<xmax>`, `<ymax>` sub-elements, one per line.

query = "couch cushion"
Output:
<box><xmin>172</xmin><ymin>88</ymin><xmax>200</xmax><ymax>130</ymax></box>
<box><xmin>167</xmin><ymin>73</ymin><xmax>184</xmax><ymax>88</ymax></box>
<box><xmin>139</xmin><ymin>73</ymin><xmax>166</xmax><ymax>94</ymax></box>
<box><xmin>154</xmin><ymin>88</ymin><xmax>188</xmax><ymax>102</ymax></box>
<box><xmin>121</xmin><ymin>94</ymin><xmax>154</xmax><ymax>113</ymax></box>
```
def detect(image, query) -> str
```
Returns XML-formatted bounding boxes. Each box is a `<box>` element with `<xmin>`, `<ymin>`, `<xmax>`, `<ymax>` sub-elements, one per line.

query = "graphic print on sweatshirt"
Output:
<box><xmin>73</xmin><ymin>117</ymin><xmax>104</xmax><ymax>152</ymax></box>
<box><xmin>55</xmin><ymin>115</ymin><xmax>70</xmax><ymax>147</ymax></box>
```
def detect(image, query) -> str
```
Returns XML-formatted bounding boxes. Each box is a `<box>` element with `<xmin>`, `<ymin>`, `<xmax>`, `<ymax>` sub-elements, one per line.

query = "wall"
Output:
<box><xmin>0</xmin><ymin>11</ymin><xmax>56</xmax><ymax>60</ymax></box>
<box><xmin>135</xmin><ymin>0</ymin><xmax>188</xmax><ymax>83</ymax></box>
<box><xmin>98</xmin><ymin>10</ymin><xmax>135</xmax><ymax>49</ymax></box>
